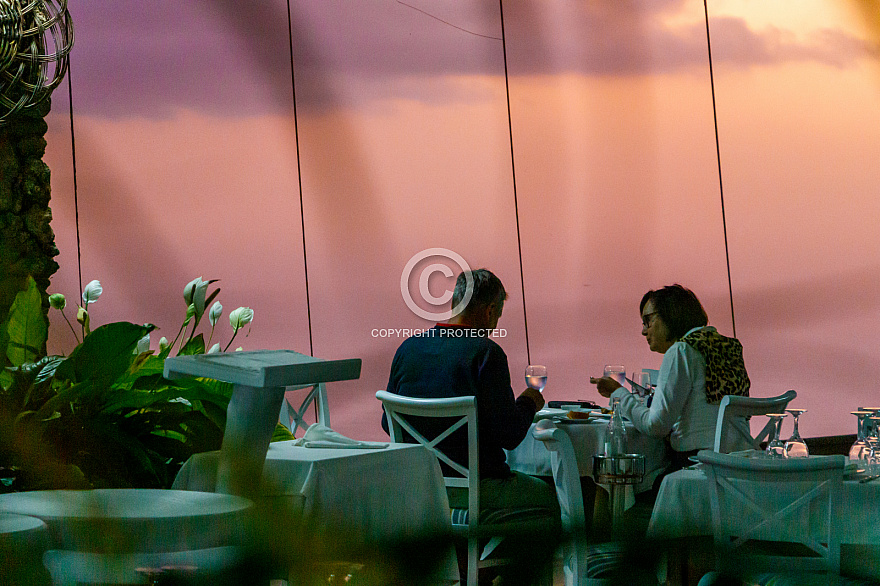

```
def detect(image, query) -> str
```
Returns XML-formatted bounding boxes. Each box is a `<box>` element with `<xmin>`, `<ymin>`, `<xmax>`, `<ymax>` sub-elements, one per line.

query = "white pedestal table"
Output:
<box><xmin>163</xmin><ymin>349</ymin><xmax>361</xmax><ymax>497</ymax></box>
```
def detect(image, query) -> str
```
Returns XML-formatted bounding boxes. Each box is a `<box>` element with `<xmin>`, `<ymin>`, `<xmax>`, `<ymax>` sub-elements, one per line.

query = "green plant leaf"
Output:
<box><xmin>272</xmin><ymin>422</ymin><xmax>296</xmax><ymax>442</ymax></box>
<box><xmin>54</xmin><ymin>322</ymin><xmax>155</xmax><ymax>384</ymax></box>
<box><xmin>4</xmin><ymin>277</ymin><xmax>47</xmax><ymax>368</ymax></box>
<box><xmin>178</xmin><ymin>334</ymin><xmax>205</xmax><ymax>356</ymax></box>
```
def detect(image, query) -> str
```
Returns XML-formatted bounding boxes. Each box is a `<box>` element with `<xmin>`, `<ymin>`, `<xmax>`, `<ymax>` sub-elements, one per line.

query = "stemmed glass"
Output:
<box><xmin>525</xmin><ymin>365</ymin><xmax>547</xmax><ymax>393</ymax></box>
<box><xmin>764</xmin><ymin>413</ymin><xmax>787</xmax><ymax>458</ymax></box>
<box><xmin>849</xmin><ymin>410</ymin><xmax>872</xmax><ymax>462</ymax></box>
<box><xmin>865</xmin><ymin>416</ymin><xmax>880</xmax><ymax>474</ymax></box>
<box><xmin>783</xmin><ymin>409</ymin><xmax>809</xmax><ymax>458</ymax></box>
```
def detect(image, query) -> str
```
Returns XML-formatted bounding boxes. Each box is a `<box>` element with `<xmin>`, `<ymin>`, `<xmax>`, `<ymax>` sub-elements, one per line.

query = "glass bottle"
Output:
<box><xmin>605</xmin><ymin>396</ymin><xmax>627</xmax><ymax>456</ymax></box>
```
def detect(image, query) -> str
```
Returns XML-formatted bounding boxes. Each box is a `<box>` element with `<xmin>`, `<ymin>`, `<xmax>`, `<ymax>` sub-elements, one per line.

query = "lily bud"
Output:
<box><xmin>208</xmin><ymin>343</ymin><xmax>221</xmax><ymax>354</ymax></box>
<box><xmin>76</xmin><ymin>307</ymin><xmax>89</xmax><ymax>331</ymax></box>
<box><xmin>183</xmin><ymin>277</ymin><xmax>209</xmax><ymax>319</ymax></box>
<box><xmin>82</xmin><ymin>280</ymin><xmax>103</xmax><ymax>305</ymax></box>
<box><xmin>208</xmin><ymin>301</ymin><xmax>223</xmax><ymax>327</ymax></box>
<box><xmin>49</xmin><ymin>293</ymin><xmax>66</xmax><ymax>310</ymax></box>
<box><xmin>229</xmin><ymin>307</ymin><xmax>254</xmax><ymax>330</ymax></box>
<box><xmin>158</xmin><ymin>337</ymin><xmax>170</xmax><ymax>352</ymax></box>
<box><xmin>135</xmin><ymin>333</ymin><xmax>151</xmax><ymax>355</ymax></box>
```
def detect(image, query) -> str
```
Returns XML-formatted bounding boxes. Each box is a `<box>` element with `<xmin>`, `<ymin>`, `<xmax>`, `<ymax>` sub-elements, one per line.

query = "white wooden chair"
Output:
<box><xmin>279</xmin><ymin>383</ymin><xmax>330</xmax><ymax>436</ymax></box>
<box><xmin>695</xmin><ymin>450</ymin><xmax>845</xmax><ymax>584</ymax></box>
<box><xmin>532</xmin><ymin>420</ymin><xmax>596</xmax><ymax>586</ymax></box>
<box><xmin>713</xmin><ymin>390</ymin><xmax>797</xmax><ymax>453</ymax></box>
<box><xmin>376</xmin><ymin>390</ymin><xmax>549</xmax><ymax>586</ymax></box>
<box><xmin>532</xmin><ymin>420</ymin><xmax>659</xmax><ymax>586</ymax></box>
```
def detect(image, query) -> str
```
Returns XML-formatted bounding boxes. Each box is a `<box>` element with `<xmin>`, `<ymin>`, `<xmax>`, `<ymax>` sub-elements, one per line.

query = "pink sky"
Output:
<box><xmin>42</xmin><ymin>0</ymin><xmax>880</xmax><ymax>440</ymax></box>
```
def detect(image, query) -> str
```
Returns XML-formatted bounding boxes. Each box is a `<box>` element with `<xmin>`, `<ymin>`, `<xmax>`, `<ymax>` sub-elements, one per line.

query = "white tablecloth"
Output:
<box><xmin>648</xmin><ymin>467</ymin><xmax>880</xmax><ymax>543</ymax></box>
<box><xmin>0</xmin><ymin>489</ymin><xmax>253</xmax><ymax>553</ymax></box>
<box><xmin>173</xmin><ymin>441</ymin><xmax>453</xmax><ymax>546</ymax></box>
<box><xmin>505</xmin><ymin>419</ymin><xmax>669</xmax><ymax>492</ymax></box>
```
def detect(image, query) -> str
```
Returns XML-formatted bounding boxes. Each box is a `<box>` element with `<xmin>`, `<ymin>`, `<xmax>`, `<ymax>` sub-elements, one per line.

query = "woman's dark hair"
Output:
<box><xmin>640</xmin><ymin>284</ymin><xmax>708</xmax><ymax>341</ymax></box>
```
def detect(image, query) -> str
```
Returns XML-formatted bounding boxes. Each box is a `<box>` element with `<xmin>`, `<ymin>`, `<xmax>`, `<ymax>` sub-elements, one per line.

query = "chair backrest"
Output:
<box><xmin>713</xmin><ymin>390</ymin><xmax>797</xmax><ymax>453</ymax></box>
<box><xmin>375</xmin><ymin>390</ymin><xmax>479</xmax><ymax>520</ymax></box>
<box><xmin>279</xmin><ymin>383</ymin><xmax>330</xmax><ymax>436</ymax></box>
<box><xmin>696</xmin><ymin>450</ymin><xmax>844</xmax><ymax>576</ymax></box>
<box><xmin>532</xmin><ymin>420</ymin><xmax>587</xmax><ymax>586</ymax></box>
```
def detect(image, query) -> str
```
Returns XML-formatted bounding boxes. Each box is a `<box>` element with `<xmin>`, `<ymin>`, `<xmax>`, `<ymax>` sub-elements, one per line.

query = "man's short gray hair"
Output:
<box><xmin>451</xmin><ymin>269</ymin><xmax>507</xmax><ymax>315</ymax></box>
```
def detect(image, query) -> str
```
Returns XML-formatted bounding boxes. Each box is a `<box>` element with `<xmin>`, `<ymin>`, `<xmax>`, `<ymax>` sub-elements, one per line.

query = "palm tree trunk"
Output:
<box><xmin>0</xmin><ymin>99</ymin><xmax>58</xmax><ymax>356</ymax></box>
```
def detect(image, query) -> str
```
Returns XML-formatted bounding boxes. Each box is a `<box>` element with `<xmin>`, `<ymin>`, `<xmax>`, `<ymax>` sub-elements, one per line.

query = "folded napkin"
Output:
<box><xmin>292</xmin><ymin>423</ymin><xmax>388</xmax><ymax>449</ymax></box>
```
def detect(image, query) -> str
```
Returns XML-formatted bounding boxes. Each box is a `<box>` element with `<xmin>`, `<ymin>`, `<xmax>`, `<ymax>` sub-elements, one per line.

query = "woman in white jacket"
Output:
<box><xmin>591</xmin><ymin>284</ymin><xmax>751</xmax><ymax>473</ymax></box>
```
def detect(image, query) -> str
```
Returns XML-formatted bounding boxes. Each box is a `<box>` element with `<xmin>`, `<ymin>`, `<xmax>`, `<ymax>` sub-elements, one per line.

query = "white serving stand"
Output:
<box><xmin>163</xmin><ymin>350</ymin><xmax>361</xmax><ymax>497</ymax></box>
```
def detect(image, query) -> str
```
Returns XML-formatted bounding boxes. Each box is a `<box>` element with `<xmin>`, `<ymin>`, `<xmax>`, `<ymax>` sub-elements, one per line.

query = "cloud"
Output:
<box><xmin>63</xmin><ymin>0</ymin><xmax>877</xmax><ymax>117</ymax></box>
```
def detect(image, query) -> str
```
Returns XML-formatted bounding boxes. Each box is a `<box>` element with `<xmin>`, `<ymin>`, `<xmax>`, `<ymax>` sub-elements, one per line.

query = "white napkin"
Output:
<box><xmin>292</xmin><ymin>423</ymin><xmax>388</xmax><ymax>449</ymax></box>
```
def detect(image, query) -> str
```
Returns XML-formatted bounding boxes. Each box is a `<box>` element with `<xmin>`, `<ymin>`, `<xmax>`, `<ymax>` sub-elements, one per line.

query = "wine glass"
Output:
<box><xmin>865</xmin><ymin>416</ymin><xmax>880</xmax><ymax>474</ymax></box>
<box><xmin>631</xmin><ymin>370</ymin><xmax>652</xmax><ymax>397</ymax></box>
<box><xmin>783</xmin><ymin>409</ymin><xmax>809</xmax><ymax>458</ymax></box>
<box><xmin>603</xmin><ymin>365</ymin><xmax>626</xmax><ymax>386</ymax></box>
<box><xmin>764</xmin><ymin>413</ymin><xmax>787</xmax><ymax>458</ymax></box>
<box><xmin>525</xmin><ymin>365</ymin><xmax>547</xmax><ymax>393</ymax></box>
<box><xmin>849</xmin><ymin>411</ymin><xmax>872</xmax><ymax>462</ymax></box>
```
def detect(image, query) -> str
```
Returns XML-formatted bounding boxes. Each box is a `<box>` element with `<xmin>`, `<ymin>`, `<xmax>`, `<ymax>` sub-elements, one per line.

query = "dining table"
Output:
<box><xmin>0</xmin><ymin>512</ymin><xmax>51</xmax><ymax>583</ymax></box>
<box><xmin>172</xmin><ymin>440</ymin><xmax>459</xmax><ymax>581</ymax></box>
<box><xmin>505</xmin><ymin>408</ymin><xmax>669</xmax><ymax>493</ymax></box>
<box><xmin>0</xmin><ymin>489</ymin><xmax>253</xmax><ymax>554</ymax></box>
<box><xmin>647</xmin><ymin>464</ymin><xmax>880</xmax><ymax>581</ymax></box>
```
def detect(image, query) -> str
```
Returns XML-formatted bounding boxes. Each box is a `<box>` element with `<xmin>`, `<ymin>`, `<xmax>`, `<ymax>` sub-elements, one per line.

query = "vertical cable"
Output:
<box><xmin>498</xmin><ymin>0</ymin><xmax>531</xmax><ymax>363</ymax></box>
<box><xmin>66</xmin><ymin>63</ymin><xmax>82</xmax><ymax>297</ymax></box>
<box><xmin>703</xmin><ymin>0</ymin><xmax>737</xmax><ymax>337</ymax></box>
<box><xmin>286</xmin><ymin>0</ymin><xmax>314</xmax><ymax>356</ymax></box>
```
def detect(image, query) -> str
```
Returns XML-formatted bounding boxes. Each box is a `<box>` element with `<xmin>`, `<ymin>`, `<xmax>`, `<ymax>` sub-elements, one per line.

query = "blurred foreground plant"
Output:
<box><xmin>0</xmin><ymin>276</ymin><xmax>289</xmax><ymax>492</ymax></box>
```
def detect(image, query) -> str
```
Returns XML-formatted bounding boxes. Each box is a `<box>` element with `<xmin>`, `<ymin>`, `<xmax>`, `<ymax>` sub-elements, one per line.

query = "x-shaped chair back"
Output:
<box><xmin>713</xmin><ymin>390</ymin><xmax>797</xmax><ymax>453</ymax></box>
<box><xmin>696</xmin><ymin>450</ymin><xmax>844</xmax><ymax>576</ymax></box>
<box><xmin>375</xmin><ymin>390</ymin><xmax>483</xmax><ymax>586</ymax></box>
<box><xmin>279</xmin><ymin>383</ymin><xmax>330</xmax><ymax>436</ymax></box>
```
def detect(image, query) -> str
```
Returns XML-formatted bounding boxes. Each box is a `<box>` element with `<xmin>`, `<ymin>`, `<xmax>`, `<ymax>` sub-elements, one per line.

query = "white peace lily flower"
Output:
<box><xmin>49</xmin><ymin>293</ymin><xmax>66</xmax><ymax>310</ymax></box>
<box><xmin>208</xmin><ymin>301</ymin><xmax>223</xmax><ymax>327</ymax></box>
<box><xmin>208</xmin><ymin>343</ymin><xmax>221</xmax><ymax>354</ymax></box>
<box><xmin>158</xmin><ymin>337</ymin><xmax>170</xmax><ymax>352</ymax></box>
<box><xmin>82</xmin><ymin>280</ymin><xmax>103</xmax><ymax>305</ymax></box>
<box><xmin>170</xmin><ymin>397</ymin><xmax>192</xmax><ymax>407</ymax></box>
<box><xmin>183</xmin><ymin>277</ymin><xmax>209</xmax><ymax>319</ymax></box>
<box><xmin>135</xmin><ymin>332</ymin><xmax>151</xmax><ymax>355</ymax></box>
<box><xmin>229</xmin><ymin>307</ymin><xmax>254</xmax><ymax>330</ymax></box>
<box><xmin>235</xmin><ymin>347</ymin><xmax>243</xmax><ymax>352</ymax></box>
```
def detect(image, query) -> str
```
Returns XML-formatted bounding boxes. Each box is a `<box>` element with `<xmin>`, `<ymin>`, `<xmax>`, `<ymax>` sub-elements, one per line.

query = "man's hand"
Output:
<box><xmin>518</xmin><ymin>387</ymin><xmax>545</xmax><ymax>411</ymax></box>
<box><xmin>589</xmin><ymin>376</ymin><xmax>622</xmax><ymax>398</ymax></box>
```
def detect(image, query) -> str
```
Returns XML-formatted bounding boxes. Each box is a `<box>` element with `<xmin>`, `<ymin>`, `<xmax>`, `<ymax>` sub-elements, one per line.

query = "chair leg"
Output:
<box><xmin>468</xmin><ymin>537</ymin><xmax>479</xmax><ymax>586</ymax></box>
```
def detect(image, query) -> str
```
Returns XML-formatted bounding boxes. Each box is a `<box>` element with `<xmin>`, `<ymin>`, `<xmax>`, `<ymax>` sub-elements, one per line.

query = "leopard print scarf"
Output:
<box><xmin>681</xmin><ymin>328</ymin><xmax>750</xmax><ymax>404</ymax></box>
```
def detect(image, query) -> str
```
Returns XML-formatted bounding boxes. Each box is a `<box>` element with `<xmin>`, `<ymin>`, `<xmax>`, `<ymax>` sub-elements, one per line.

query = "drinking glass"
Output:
<box><xmin>630</xmin><ymin>370</ymin><xmax>651</xmax><ymax>396</ymax></box>
<box><xmin>849</xmin><ymin>410</ymin><xmax>872</xmax><ymax>462</ymax></box>
<box><xmin>866</xmin><ymin>416</ymin><xmax>880</xmax><ymax>474</ymax></box>
<box><xmin>525</xmin><ymin>365</ymin><xmax>547</xmax><ymax>393</ymax></box>
<box><xmin>783</xmin><ymin>409</ymin><xmax>809</xmax><ymax>458</ymax></box>
<box><xmin>603</xmin><ymin>365</ymin><xmax>626</xmax><ymax>386</ymax></box>
<box><xmin>764</xmin><ymin>413</ymin><xmax>787</xmax><ymax>458</ymax></box>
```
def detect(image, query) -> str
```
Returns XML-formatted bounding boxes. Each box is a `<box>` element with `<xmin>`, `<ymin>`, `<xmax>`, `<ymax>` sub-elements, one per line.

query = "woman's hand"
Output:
<box><xmin>589</xmin><ymin>376</ymin><xmax>622</xmax><ymax>398</ymax></box>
